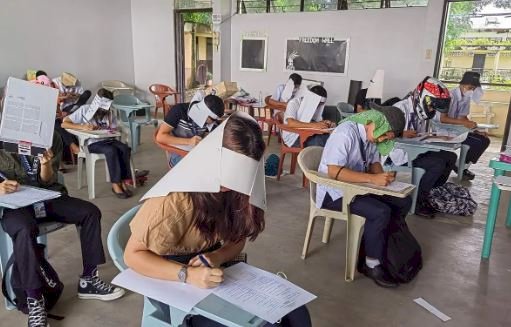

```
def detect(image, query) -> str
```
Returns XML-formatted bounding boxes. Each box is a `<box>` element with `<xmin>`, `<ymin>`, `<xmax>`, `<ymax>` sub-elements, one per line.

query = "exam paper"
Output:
<box><xmin>214</xmin><ymin>263</ymin><xmax>317</xmax><ymax>324</ymax></box>
<box><xmin>0</xmin><ymin>77</ymin><xmax>58</xmax><ymax>149</ymax></box>
<box><xmin>420</xmin><ymin>132</ymin><xmax>468</xmax><ymax>144</ymax></box>
<box><xmin>359</xmin><ymin>181</ymin><xmax>413</xmax><ymax>193</ymax></box>
<box><xmin>112</xmin><ymin>269</ymin><xmax>214</xmax><ymax>313</ymax></box>
<box><xmin>0</xmin><ymin>186</ymin><xmax>61</xmax><ymax>209</ymax></box>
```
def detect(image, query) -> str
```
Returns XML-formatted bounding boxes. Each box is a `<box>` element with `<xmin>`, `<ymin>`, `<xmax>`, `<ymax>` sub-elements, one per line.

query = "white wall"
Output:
<box><xmin>131</xmin><ymin>0</ymin><xmax>176</xmax><ymax>99</ymax></box>
<box><xmin>230</xmin><ymin>4</ymin><xmax>445</xmax><ymax>105</ymax></box>
<box><xmin>0</xmin><ymin>0</ymin><xmax>135</xmax><ymax>91</ymax></box>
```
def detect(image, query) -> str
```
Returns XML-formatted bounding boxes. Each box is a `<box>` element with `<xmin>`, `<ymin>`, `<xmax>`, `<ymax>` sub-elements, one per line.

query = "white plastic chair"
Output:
<box><xmin>297</xmin><ymin>147</ymin><xmax>366</xmax><ymax>282</ymax></box>
<box><xmin>100</xmin><ymin>80</ymin><xmax>134</xmax><ymax>96</ymax></box>
<box><xmin>74</xmin><ymin>134</ymin><xmax>136</xmax><ymax>199</ymax></box>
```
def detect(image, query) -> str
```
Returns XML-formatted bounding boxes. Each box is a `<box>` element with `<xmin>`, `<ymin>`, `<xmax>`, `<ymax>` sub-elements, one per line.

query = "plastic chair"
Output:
<box><xmin>297</xmin><ymin>147</ymin><xmax>366</xmax><ymax>282</ymax></box>
<box><xmin>107</xmin><ymin>206</ymin><xmax>265</xmax><ymax>327</ymax></box>
<box><xmin>113</xmin><ymin>94</ymin><xmax>158</xmax><ymax>153</ymax></box>
<box><xmin>336</xmin><ymin>102</ymin><xmax>355</xmax><ymax>121</ymax></box>
<box><xmin>149</xmin><ymin>84</ymin><xmax>179</xmax><ymax>119</ymax></box>
<box><xmin>74</xmin><ymin>133</ymin><xmax>136</xmax><ymax>199</ymax></box>
<box><xmin>100</xmin><ymin>80</ymin><xmax>134</xmax><ymax>95</ymax></box>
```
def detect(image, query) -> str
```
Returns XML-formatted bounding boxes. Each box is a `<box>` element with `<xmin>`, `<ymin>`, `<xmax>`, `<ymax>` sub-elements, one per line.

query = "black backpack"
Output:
<box><xmin>383</xmin><ymin>216</ymin><xmax>423</xmax><ymax>283</ymax></box>
<box><xmin>2</xmin><ymin>243</ymin><xmax>64</xmax><ymax>317</ymax></box>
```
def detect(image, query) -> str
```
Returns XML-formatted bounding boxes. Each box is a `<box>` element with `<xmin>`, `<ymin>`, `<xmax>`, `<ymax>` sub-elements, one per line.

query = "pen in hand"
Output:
<box><xmin>198</xmin><ymin>254</ymin><xmax>212</xmax><ymax>268</ymax></box>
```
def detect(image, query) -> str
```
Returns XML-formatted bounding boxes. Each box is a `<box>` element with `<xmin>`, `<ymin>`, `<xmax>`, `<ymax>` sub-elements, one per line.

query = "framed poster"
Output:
<box><xmin>240</xmin><ymin>37</ymin><xmax>267</xmax><ymax>72</ymax></box>
<box><xmin>285</xmin><ymin>37</ymin><xmax>350</xmax><ymax>75</ymax></box>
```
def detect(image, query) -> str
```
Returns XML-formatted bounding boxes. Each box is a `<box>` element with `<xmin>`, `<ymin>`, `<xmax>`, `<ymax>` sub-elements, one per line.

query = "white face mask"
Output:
<box><xmin>463</xmin><ymin>89</ymin><xmax>474</xmax><ymax>98</ymax></box>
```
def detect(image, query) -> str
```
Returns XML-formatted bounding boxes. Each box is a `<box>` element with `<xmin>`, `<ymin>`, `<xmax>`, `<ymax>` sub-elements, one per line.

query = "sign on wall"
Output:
<box><xmin>240</xmin><ymin>37</ymin><xmax>267</xmax><ymax>72</ymax></box>
<box><xmin>285</xmin><ymin>37</ymin><xmax>349</xmax><ymax>75</ymax></box>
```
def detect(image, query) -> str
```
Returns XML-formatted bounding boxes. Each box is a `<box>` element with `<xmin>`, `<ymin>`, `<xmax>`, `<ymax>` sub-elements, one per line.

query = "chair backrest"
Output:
<box><xmin>337</xmin><ymin>102</ymin><xmax>354</xmax><ymax>114</ymax></box>
<box><xmin>149</xmin><ymin>84</ymin><xmax>175</xmax><ymax>95</ymax></box>
<box><xmin>107</xmin><ymin>205</ymin><xmax>141</xmax><ymax>272</ymax></box>
<box><xmin>101</xmin><ymin>80</ymin><xmax>130</xmax><ymax>89</ymax></box>
<box><xmin>297</xmin><ymin>146</ymin><xmax>324</xmax><ymax>202</ymax></box>
<box><xmin>113</xmin><ymin>94</ymin><xmax>140</xmax><ymax>106</ymax></box>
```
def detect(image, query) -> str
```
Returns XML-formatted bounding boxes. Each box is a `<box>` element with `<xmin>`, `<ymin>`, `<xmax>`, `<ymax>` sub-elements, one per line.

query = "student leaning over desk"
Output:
<box><xmin>384</xmin><ymin>77</ymin><xmax>457</xmax><ymax>219</ymax></box>
<box><xmin>317</xmin><ymin>106</ymin><xmax>411</xmax><ymax>288</ymax></box>
<box><xmin>0</xmin><ymin>134</ymin><xmax>125</xmax><ymax>327</ymax></box>
<box><xmin>125</xmin><ymin>113</ymin><xmax>312</xmax><ymax>327</ymax></box>
<box><xmin>437</xmin><ymin>71</ymin><xmax>490</xmax><ymax>181</ymax></box>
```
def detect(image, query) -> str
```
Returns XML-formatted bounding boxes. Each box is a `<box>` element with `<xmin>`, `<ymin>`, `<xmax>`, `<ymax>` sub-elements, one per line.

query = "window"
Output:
<box><xmin>175</xmin><ymin>0</ymin><xmax>212</xmax><ymax>10</ymax></box>
<box><xmin>237</xmin><ymin>0</ymin><xmax>428</xmax><ymax>13</ymax></box>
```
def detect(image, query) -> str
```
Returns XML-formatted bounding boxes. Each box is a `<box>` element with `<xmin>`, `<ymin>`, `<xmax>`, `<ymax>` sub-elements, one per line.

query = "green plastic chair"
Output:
<box><xmin>112</xmin><ymin>95</ymin><xmax>158</xmax><ymax>153</ymax></box>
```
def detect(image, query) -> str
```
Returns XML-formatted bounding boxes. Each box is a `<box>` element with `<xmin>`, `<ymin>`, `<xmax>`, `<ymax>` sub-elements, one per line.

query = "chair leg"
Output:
<box><xmin>267</xmin><ymin>124</ymin><xmax>273</xmax><ymax>146</ymax></box>
<box><xmin>302</xmin><ymin>174</ymin><xmax>307</xmax><ymax>188</ymax></box>
<box><xmin>302</xmin><ymin>214</ymin><xmax>318</xmax><ymax>260</ymax></box>
<box><xmin>86</xmin><ymin>158</ymin><xmax>96</xmax><ymax>200</ymax></box>
<box><xmin>506</xmin><ymin>201</ymin><xmax>511</xmax><ymax>228</ymax></box>
<box><xmin>277</xmin><ymin>153</ymin><xmax>286</xmax><ymax>181</ymax></box>
<box><xmin>410</xmin><ymin>167</ymin><xmax>425</xmax><ymax>214</ymax></box>
<box><xmin>322</xmin><ymin>218</ymin><xmax>334</xmax><ymax>244</ymax></box>
<box><xmin>290</xmin><ymin>154</ymin><xmax>297</xmax><ymax>175</ymax></box>
<box><xmin>345</xmin><ymin>215</ymin><xmax>365</xmax><ymax>282</ymax></box>
<box><xmin>130</xmin><ymin>159</ymin><xmax>137</xmax><ymax>189</ymax></box>
<box><xmin>482</xmin><ymin>182</ymin><xmax>502</xmax><ymax>259</ymax></box>
<box><xmin>457</xmin><ymin>144</ymin><xmax>470</xmax><ymax>182</ymax></box>
<box><xmin>77</xmin><ymin>157</ymin><xmax>84</xmax><ymax>189</ymax></box>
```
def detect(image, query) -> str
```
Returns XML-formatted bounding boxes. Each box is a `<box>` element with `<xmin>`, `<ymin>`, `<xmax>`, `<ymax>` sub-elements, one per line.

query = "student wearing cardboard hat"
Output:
<box><xmin>267</xmin><ymin>73</ymin><xmax>303</xmax><ymax>109</ymax></box>
<box><xmin>125</xmin><ymin>112</ymin><xmax>312</xmax><ymax>326</ymax></box>
<box><xmin>438</xmin><ymin>71</ymin><xmax>490</xmax><ymax>180</ymax></box>
<box><xmin>52</xmin><ymin>72</ymin><xmax>90</xmax><ymax>113</ymax></box>
<box><xmin>317</xmin><ymin>106</ymin><xmax>412</xmax><ymax>288</ymax></box>
<box><xmin>61</xmin><ymin>89</ymin><xmax>134</xmax><ymax>198</ymax></box>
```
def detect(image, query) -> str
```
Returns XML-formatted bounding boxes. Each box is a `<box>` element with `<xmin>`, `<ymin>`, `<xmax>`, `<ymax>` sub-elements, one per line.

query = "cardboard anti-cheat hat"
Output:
<box><xmin>83</xmin><ymin>94</ymin><xmax>113</xmax><ymax>121</ymax></box>
<box><xmin>369</xmin><ymin>103</ymin><xmax>406</xmax><ymax>137</ymax></box>
<box><xmin>188</xmin><ymin>99</ymin><xmax>220</xmax><ymax>128</ymax></box>
<box><xmin>61</xmin><ymin>72</ymin><xmax>77</xmax><ymax>87</ymax></box>
<box><xmin>141</xmin><ymin>111</ymin><xmax>266</xmax><ymax>210</ymax></box>
<box><xmin>460</xmin><ymin>71</ymin><xmax>481</xmax><ymax>88</ymax></box>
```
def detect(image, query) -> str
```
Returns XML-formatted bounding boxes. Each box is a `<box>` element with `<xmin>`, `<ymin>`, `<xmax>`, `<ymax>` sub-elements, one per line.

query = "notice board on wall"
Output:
<box><xmin>285</xmin><ymin>37</ymin><xmax>349</xmax><ymax>75</ymax></box>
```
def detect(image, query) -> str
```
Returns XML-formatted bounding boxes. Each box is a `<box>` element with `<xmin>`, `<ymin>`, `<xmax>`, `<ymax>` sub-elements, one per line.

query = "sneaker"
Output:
<box><xmin>78</xmin><ymin>269</ymin><xmax>125</xmax><ymax>301</ymax></box>
<box><xmin>27</xmin><ymin>297</ymin><xmax>49</xmax><ymax>327</ymax></box>
<box><xmin>462</xmin><ymin>169</ymin><xmax>475</xmax><ymax>181</ymax></box>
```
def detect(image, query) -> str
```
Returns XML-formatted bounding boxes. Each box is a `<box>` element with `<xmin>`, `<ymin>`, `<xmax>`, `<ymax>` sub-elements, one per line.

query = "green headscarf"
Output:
<box><xmin>342</xmin><ymin>110</ymin><xmax>395</xmax><ymax>156</ymax></box>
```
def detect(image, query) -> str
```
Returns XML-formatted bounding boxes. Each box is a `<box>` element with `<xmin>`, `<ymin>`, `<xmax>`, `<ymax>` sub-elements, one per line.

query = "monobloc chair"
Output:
<box><xmin>113</xmin><ymin>94</ymin><xmax>158</xmax><ymax>153</ymax></box>
<box><xmin>336</xmin><ymin>102</ymin><xmax>355</xmax><ymax>120</ymax></box>
<box><xmin>149</xmin><ymin>84</ymin><xmax>179</xmax><ymax>119</ymax></box>
<box><xmin>100</xmin><ymin>80</ymin><xmax>134</xmax><ymax>95</ymax></box>
<box><xmin>297</xmin><ymin>147</ymin><xmax>366</xmax><ymax>281</ymax></box>
<box><xmin>107</xmin><ymin>207</ymin><xmax>265</xmax><ymax>327</ymax></box>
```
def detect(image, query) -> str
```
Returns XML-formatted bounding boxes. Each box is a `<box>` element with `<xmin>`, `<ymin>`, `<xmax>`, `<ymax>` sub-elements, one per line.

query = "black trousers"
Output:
<box><xmin>1</xmin><ymin>195</ymin><xmax>106</xmax><ymax>291</ymax></box>
<box><xmin>463</xmin><ymin>132</ymin><xmax>490</xmax><ymax>164</ymax></box>
<box><xmin>54</xmin><ymin>119</ymin><xmax>77</xmax><ymax>148</ymax></box>
<box><xmin>88</xmin><ymin>139</ymin><xmax>132</xmax><ymax>183</ymax></box>
<box><xmin>412</xmin><ymin>150</ymin><xmax>457</xmax><ymax>202</ymax></box>
<box><xmin>291</xmin><ymin>134</ymin><xmax>330</xmax><ymax>148</ymax></box>
<box><xmin>322</xmin><ymin>193</ymin><xmax>412</xmax><ymax>261</ymax></box>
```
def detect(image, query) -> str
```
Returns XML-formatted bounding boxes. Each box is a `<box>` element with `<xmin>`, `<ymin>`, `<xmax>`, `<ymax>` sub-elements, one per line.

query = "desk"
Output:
<box><xmin>481</xmin><ymin>159</ymin><xmax>511</xmax><ymax>259</ymax></box>
<box><xmin>395</xmin><ymin>138</ymin><xmax>467</xmax><ymax>181</ymax></box>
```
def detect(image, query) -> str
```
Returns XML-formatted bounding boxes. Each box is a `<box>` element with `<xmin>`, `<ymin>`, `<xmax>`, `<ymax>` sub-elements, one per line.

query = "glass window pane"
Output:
<box><xmin>175</xmin><ymin>0</ymin><xmax>212</xmax><ymax>10</ymax></box>
<box><xmin>269</xmin><ymin>0</ymin><xmax>302</xmax><ymax>13</ymax></box>
<box><xmin>240</xmin><ymin>0</ymin><xmax>268</xmax><ymax>13</ymax></box>
<box><xmin>304</xmin><ymin>0</ymin><xmax>339</xmax><ymax>11</ymax></box>
<box><xmin>348</xmin><ymin>0</ymin><xmax>382</xmax><ymax>10</ymax></box>
<box><xmin>390</xmin><ymin>0</ymin><xmax>428</xmax><ymax>7</ymax></box>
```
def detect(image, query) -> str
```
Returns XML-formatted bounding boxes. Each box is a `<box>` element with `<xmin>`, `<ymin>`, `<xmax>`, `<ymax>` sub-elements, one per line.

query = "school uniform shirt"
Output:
<box><xmin>446</xmin><ymin>87</ymin><xmax>470</xmax><ymax>119</ymax></box>
<box><xmin>67</xmin><ymin>105</ymin><xmax>118</xmax><ymax>144</ymax></box>
<box><xmin>316</xmin><ymin>121</ymin><xmax>380</xmax><ymax>207</ymax></box>
<box><xmin>282</xmin><ymin>97</ymin><xmax>324</xmax><ymax>147</ymax></box>
<box><xmin>164</xmin><ymin>102</ymin><xmax>215</xmax><ymax>139</ymax></box>
<box><xmin>130</xmin><ymin>192</ymin><xmax>218</xmax><ymax>256</ymax></box>
<box><xmin>52</xmin><ymin>77</ymin><xmax>84</xmax><ymax>108</ymax></box>
<box><xmin>383</xmin><ymin>97</ymin><xmax>427</xmax><ymax>166</ymax></box>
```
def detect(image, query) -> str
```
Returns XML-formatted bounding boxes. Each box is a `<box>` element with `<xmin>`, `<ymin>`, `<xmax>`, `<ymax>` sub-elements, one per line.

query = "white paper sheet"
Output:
<box><xmin>0</xmin><ymin>77</ymin><xmax>58</xmax><ymax>149</ymax></box>
<box><xmin>0</xmin><ymin>186</ymin><xmax>61</xmax><ymax>209</ymax></box>
<box><xmin>214</xmin><ymin>263</ymin><xmax>317</xmax><ymax>324</ymax></box>
<box><xmin>413</xmin><ymin>297</ymin><xmax>451</xmax><ymax>322</ymax></box>
<box><xmin>280</xmin><ymin>79</ymin><xmax>295</xmax><ymax>102</ymax></box>
<box><xmin>359</xmin><ymin>181</ymin><xmax>414</xmax><ymax>193</ymax></box>
<box><xmin>112</xmin><ymin>269</ymin><xmax>214</xmax><ymax>313</ymax></box>
<box><xmin>420</xmin><ymin>132</ymin><xmax>468</xmax><ymax>144</ymax></box>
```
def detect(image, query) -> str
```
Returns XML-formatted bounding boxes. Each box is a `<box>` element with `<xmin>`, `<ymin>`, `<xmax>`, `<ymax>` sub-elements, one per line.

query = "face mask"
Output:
<box><xmin>463</xmin><ymin>89</ymin><xmax>474</xmax><ymax>98</ymax></box>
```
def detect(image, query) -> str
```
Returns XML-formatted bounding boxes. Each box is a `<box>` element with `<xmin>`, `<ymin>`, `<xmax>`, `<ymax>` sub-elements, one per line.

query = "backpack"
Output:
<box><xmin>428</xmin><ymin>182</ymin><xmax>477</xmax><ymax>216</ymax></box>
<box><xmin>383</xmin><ymin>215</ymin><xmax>423</xmax><ymax>283</ymax></box>
<box><xmin>265</xmin><ymin>154</ymin><xmax>280</xmax><ymax>177</ymax></box>
<box><xmin>2</xmin><ymin>243</ymin><xmax>64</xmax><ymax>317</ymax></box>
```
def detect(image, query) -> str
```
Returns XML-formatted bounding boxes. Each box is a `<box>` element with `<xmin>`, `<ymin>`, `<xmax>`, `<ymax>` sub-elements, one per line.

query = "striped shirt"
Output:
<box><xmin>52</xmin><ymin>77</ymin><xmax>84</xmax><ymax>109</ymax></box>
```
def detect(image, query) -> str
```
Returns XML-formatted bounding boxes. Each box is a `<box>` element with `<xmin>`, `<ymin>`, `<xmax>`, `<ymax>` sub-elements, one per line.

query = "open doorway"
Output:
<box><xmin>436</xmin><ymin>0</ymin><xmax>511</xmax><ymax>144</ymax></box>
<box><xmin>175</xmin><ymin>9</ymin><xmax>213</xmax><ymax>102</ymax></box>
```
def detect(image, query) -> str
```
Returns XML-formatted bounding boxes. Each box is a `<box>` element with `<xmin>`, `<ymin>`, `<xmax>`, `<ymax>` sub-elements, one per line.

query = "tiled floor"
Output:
<box><xmin>1</xmin><ymin>129</ymin><xmax>510</xmax><ymax>327</ymax></box>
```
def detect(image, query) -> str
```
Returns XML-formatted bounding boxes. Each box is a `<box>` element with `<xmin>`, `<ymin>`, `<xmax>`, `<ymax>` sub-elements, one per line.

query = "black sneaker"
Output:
<box><xmin>462</xmin><ymin>169</ymin><xmax>475</xmax><ymax>181</ymax></box>
<box><xmin>27</xmin><ymin>297</ymin><xmax>49</xmax><ymax>327</ymax></box>
<box><xmin>78</xmin><ymin>269</ymin><xmax>125</xmax><ymax>301</ymax></box>
<box><xmin>360</xmin><ymin>263</ymin><xmax>399</xmax><ymax>288</ymax></box>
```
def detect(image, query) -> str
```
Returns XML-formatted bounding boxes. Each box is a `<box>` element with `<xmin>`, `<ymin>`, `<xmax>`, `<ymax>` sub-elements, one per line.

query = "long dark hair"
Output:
<box><xmin>190</xmin><ymin>114</ymin><xmax>266</xmax><ymax>244</ymax></box>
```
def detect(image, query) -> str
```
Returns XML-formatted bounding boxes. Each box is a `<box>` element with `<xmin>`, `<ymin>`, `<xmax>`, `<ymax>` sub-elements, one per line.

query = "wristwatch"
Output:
<box><xmin>178</xmin><ymin>266</ymin><xmax>188</xmax><ymax>283</ymax></box>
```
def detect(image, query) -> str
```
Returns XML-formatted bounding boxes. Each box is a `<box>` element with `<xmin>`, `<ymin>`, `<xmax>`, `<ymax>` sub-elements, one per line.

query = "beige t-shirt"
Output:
<box><xmin>129</xmin><ymin>192</ymin><xmax>213</xmax><ymax>255</ymax></box>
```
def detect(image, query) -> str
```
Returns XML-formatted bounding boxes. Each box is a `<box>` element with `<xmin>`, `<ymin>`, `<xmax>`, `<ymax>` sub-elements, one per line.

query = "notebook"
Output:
<box><xmin>0</xmin><ymin>186</ymin><xmax>61</xmax><ymax>209</ymax></box>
